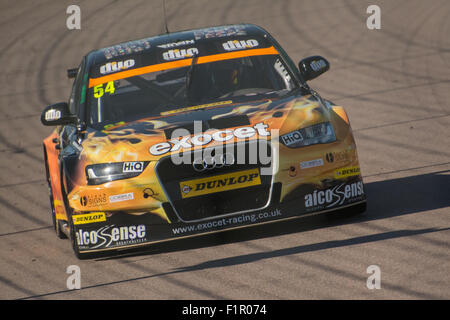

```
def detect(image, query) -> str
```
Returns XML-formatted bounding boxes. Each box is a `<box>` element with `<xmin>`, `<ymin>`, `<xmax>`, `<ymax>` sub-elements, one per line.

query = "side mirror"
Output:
<box><xmin>41</xmin><ymin>102</ymin><xmax>77</xmax><ymax>126</ymax></box>
<box><xmin>298</xmin><ymin>56</ymin><xmax>330</xmax><ymax>81</ymax></box>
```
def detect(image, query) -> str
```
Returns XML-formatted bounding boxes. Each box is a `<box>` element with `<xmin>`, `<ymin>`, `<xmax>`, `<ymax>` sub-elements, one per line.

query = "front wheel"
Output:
<box><xmin>44</xmin><ymin>154</ymin><xmax>67</xmax><ymax>239</ymax></box>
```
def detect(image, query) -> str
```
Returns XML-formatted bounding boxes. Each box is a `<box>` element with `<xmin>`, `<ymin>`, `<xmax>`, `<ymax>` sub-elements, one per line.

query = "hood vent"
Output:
<box><xmin>208</xmin><ymin>114</ymin><xmax>250</xmax><ymax>129</ymax></box>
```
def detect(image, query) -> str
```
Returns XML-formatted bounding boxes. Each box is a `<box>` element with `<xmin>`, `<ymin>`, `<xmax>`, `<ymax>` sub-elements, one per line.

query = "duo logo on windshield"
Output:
<box><xmin>162</xmin><ymin>48</ymin><xmax>199</xmax><ymax>61</ymax></box>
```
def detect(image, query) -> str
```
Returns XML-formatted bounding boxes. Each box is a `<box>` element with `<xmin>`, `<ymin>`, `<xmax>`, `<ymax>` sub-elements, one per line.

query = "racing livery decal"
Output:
<box><xmin>41</xmin><ymin>23</ymin><xmax>366</xmax><ymax>258</ymax></box>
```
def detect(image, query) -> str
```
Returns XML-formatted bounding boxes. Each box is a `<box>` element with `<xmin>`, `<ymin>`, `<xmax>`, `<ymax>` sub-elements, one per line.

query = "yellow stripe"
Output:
<box><xmin>89</xmin><ymin>46</ymin><xmax>278</xmax><ymax>88</ymax></box>
<box><xmin>160</xmin><ymin>100</ymin><xmax>232</xmax><ymax>116</ymax></box>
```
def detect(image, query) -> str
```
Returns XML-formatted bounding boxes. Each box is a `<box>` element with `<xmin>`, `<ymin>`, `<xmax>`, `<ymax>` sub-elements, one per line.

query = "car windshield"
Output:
<box><xmin>87</xmin><ymin>54</ymin><xmax>296</xmax><ymax>127</ymax></box>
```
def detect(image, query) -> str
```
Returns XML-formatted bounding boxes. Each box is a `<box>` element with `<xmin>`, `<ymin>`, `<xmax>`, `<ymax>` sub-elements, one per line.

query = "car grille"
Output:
<box><xmin>156</xmin><ymin>140</ymin><xmax>275</xmax><ymax>222</ymax></box>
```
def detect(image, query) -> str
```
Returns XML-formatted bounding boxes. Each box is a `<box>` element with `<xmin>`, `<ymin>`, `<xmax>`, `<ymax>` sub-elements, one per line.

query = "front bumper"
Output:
<box><xmin>72</xmin><ymin>174</ymin><xmax>366</xmax><ymax>253</ymax></box>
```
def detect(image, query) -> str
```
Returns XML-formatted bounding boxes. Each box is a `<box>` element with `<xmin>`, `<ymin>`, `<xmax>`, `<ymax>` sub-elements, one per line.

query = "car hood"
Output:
<box><xmin>79</xmin><ymin>93</ymin><xmax>332</xmax><ymax>164</ymax></box>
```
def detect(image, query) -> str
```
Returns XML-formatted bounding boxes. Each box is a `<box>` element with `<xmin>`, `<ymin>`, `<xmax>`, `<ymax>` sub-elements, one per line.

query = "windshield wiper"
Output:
<box><xmin>185</xmin><ymin>54</ymin><xmax>198</xmax><ymax>103</ymax></box>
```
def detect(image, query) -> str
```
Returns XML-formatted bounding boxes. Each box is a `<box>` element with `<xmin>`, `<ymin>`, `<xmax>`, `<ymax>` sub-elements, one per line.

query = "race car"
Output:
<box><xmin>41</xmin><ymin>24</ymin><xmax>366</xmax><ymax>259</ymax></box>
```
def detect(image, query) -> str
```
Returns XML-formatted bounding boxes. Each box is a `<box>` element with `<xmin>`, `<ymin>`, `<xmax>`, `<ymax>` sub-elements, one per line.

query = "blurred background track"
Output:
<box><xmin>0</xmin><ymin>0</ymin><xmax>448</xmax><ymax>299</ymax></box>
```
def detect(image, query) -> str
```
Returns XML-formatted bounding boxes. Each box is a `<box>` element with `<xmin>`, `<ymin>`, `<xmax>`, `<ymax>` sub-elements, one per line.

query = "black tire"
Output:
<box><xmin>44</xmin><ymin>147</ymin><xmax>67</xmax><ymax>239</ymax></box>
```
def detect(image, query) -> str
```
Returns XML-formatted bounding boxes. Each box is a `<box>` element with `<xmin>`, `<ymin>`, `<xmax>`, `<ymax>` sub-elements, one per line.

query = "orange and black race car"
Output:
<box><xmin>41</xmin><ymin>24</ymin><xmax>366</xmax><ymax>259</ymax></box>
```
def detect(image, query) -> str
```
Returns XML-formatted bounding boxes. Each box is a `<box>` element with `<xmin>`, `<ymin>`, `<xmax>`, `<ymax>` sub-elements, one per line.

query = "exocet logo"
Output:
<box><xmin>100</xmin><ymin>59</ymin><xmax>135</xmax><ymax>74</ymax></box>
<box><xmin>149</xmin><ymin>122</ymin><xmax>270</xmax><ymax>156</ymax></box>
<box><xmin>162</xmin><ymin>48</ymin><xmax>199</xmax><ymax>61</ymax></box>
<box><xmin>223</xmin><ymin>39</ymin><xmax>259</xmax><ymax>51</ymax></box>
<box><xmin>76</xmin><ymin>225</ymin><xmax>146</xmax><ymax>248</ymax></box>
<box><xmin>304</xmin><ymin>181</ymin><xmax>364</xmax><ymax>209</ymax></box>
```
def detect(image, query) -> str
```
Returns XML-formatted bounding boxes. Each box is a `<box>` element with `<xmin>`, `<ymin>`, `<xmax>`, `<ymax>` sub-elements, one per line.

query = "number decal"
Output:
<box><xmin>105</xmin><ymin>81</ymin><xmax>115</xmax><ymax>94</ymax></box>
<box><xmin>93</xmin><ymin>81</ymin><xmax>115</xmax><ymax>98</ymax></box>
<box><xmin>93</xmin><ymin>84</ymin><xmax>104</xmax><ymax>98</ymax></box>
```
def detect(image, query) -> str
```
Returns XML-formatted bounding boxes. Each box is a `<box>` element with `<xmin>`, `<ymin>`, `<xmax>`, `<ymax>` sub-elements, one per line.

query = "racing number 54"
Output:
<box><xmin>93</xmin><ymin>81</ymin><xmax>115</xmax><ymax>98</ymax></box>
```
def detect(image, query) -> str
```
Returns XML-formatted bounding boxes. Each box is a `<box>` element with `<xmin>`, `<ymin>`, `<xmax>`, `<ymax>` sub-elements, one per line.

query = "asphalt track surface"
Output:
<box><xmin>0</xmin><ymin>0</ymin><xmax>449</xmax><ymax>300</ymax></box>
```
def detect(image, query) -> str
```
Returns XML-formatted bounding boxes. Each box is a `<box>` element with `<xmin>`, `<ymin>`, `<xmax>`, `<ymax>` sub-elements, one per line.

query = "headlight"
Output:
<box><xmin>280</xmin><ymin>122</ymin><xmax>336</xmax><ymax>148</ymax></box>
<box><xmin>85</xmin><ymin>161</ymin><xmax>150</xmax><ymax>185</ymax></box>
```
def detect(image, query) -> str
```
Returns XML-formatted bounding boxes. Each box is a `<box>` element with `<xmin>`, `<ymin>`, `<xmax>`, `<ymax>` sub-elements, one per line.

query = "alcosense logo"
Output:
<box><xmin>304</xmin><ymin>181</ymin><xmax>364</xmax><ymax>209</ymax></box>
<box><xmin>76</xmin><ymin>225</ymin><xmax>146</xmax><ymax>249</ymax></box>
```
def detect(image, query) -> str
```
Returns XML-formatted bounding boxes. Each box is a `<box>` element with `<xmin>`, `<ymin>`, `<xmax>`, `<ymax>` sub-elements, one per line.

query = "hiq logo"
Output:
<box><xmin>223</xmin><ymin>39</ymin><xmax>259</xmax><ymax>51</ymax></box>
<box><xmin>100</xmin><ymin>59</ymin><xmax>135</xmax><ymax>74</ymax></box>
<box><xmin>162</xmin><ymin>48</ymin><xmax>199</xmax><ymax>61</ymax></box>
<box><xmin>123</xmin><ymin>161</ymin><xmax>144</xmax><ymax>173</ymax></box>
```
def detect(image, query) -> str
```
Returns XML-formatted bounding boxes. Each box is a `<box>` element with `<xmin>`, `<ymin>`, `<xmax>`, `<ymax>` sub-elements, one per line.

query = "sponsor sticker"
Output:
<box><xmin>280</xmin><ymin>131</ymin><xmax>303</xmax><ymax>146</ymax></box>
<box><xmin>45</xmin><ymin>109</ymin><xmax>61</xmax><ymax>121</ymax></box>
<box><xmin>179</xmin><ymin>168</ymin><xmax>261</xmax><ymax>199</ymax></box>
<box><xmin>310</xmin><ymin>59</ymin><xmax>327</xmax><ymax>71</ymax></box>
<box><xmin>334</xmin><ymin>166</ymin><xmax>360</xmax><ymax>179</ymax></box>
<box><xmin>181</xmin><ymin>185</ymin><xmax>192</xmax><ymax>195</ymax></box>
<box><xmin>103</xmin><ymin>40</ymin><xmax>150</xmax><ymax>59</ymax></box>
<box><xmin>325</xmin><ymin>150</ymin><xmax>351</xmax><ymax>163</ymax></box>
<box><xmin>80</xmin><ymin>193</ymin><xmax>107</xmax><ymax>207</ymax></box>
<box><xmin>304</xmin><ymin>181</ymin><xmax>364</xmax><ymax>210</ymax></box>
<box><xmin>109</xmin><ymin>192</ymin><xmax>134</xmax><ymax>203</ymax></box>
<box><xmin>100</xmin><ymin>59</ymin><xmax>135</xmax><ymax>74</ymax></box>
<box><xmin>300</xmin><ymin>158</ymin><xmax>324</xmax><ymax>169</ymax></box>
<box><xmin>72</xmin><ymin>212</ymin><xmax>106</xmax><ymax>225</ymax></box>
<box><xmin>157</xmin><ymin>39</ymin><xmax>195</xmax><ymax>49</ymax></box>
<box><xmin>76</xmin><ymin>224</ymin><xmax>146</xmax><ymax>249</ymax></box>
<box><xmin>162</xmin><ymin>48</ymin><xmax>199</xmax><ymax>61</ymax></box>
<box><xmin>194</xmin><ymin>26</ymin><xmax>247</xmax><ymax>40</ymax></box>
<box><xmin>122</xmin><ymin>162</ymin><xmax>144</xmax><ymax>173</ymax></box>
<box><xmin>223</xmin><ymin>39</ymin><xmax>259</xmax><ymax>51</ymax></box>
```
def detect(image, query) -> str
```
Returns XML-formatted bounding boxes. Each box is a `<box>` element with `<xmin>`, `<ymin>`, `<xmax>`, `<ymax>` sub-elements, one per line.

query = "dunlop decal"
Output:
<box><xmin>72</xmin><ymin>212</ymin><xmax>106</xmax><ymax>225</ymax></box>
<box><xmin>334</xmin><ymin>166</ymin><xmax>360</xmax><ymax>179</ymax></box>
<box><xmin>180</xmin><ymin>168</ymin><xmax>261</xmax><ymax>199</ymax></box>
